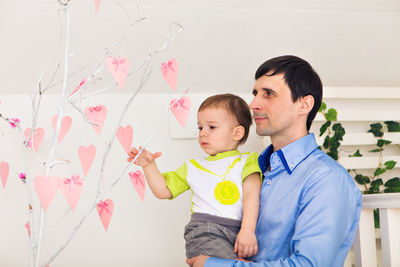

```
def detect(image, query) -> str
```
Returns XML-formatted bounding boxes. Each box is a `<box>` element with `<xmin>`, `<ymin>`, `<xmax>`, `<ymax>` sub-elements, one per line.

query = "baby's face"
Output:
<box><xmin>197</xmin><ymin>107</ymin><xmax>240</xmax><ymax>156</ymax></box>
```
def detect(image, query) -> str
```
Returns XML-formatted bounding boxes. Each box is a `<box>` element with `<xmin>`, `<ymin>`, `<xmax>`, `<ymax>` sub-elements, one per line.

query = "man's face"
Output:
<box><xmin>249</xmin><ymin>73</ymin><xmax>301</xmax><ymax>139</ymax></box>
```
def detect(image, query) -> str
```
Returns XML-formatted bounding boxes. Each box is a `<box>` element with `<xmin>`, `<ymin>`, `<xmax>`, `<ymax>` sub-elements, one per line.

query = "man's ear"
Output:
<box><xmin>298</xmin><ymin>95</ymin><xmax>314</xmax><ymax>115</ymax></box>
<box><xmin>233</xmin><ymin>125</ymin><xmax>245</xmax><ymax>142</ymax></box>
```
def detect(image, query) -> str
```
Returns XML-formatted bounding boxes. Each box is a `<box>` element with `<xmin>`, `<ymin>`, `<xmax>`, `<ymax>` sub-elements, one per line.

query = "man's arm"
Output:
<box><xmin>189</xmin><ymin>171</ymin><xmax>361</xmax><ymax>267</ymax></box>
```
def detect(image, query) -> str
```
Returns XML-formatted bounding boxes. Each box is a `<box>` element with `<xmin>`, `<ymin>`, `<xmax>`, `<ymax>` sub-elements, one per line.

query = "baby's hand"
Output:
<box><xmin>127</xmin><ymin>146</ymin><xmax>161</xmax><ymax>167</ymax></box>
<box><xmin>234</xmin><ymin>228</ymin><xmax>258</xmax><ymax>259</ymax></box>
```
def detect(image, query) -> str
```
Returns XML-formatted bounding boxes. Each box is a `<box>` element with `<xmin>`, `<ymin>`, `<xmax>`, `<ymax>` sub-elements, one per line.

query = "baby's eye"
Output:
<box><xmin>198</xmin><ymin>126</ymin><xmax>203</xmax><ymax>131</ymax></box>
<box><xmin>210</xmin><ymin>126</ymin><xmax>216</xmax><ymax>129</ymax></box>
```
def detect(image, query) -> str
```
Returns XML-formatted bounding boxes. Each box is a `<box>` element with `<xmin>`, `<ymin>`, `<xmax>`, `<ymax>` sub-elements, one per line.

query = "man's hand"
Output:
<box><xmin>234</xmin><ymin>228</ymin><xmax>258</xmax><ymax>259</ymax></box>
<box><xmin>127</xmin><ymin>146</ymin><xmax>161</xmax><ymax>167</ymax></box>
<box><xmin>186</xmin><ymin>255</ymin><xmax>209</xmax><ymax>267</ymax></box>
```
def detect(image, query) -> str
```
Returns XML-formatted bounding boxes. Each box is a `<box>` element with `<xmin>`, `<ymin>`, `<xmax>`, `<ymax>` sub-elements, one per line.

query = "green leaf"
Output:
<box><xmin>349</xmin><ymin>149</ymin><xmax>362</xmax><ymax>157</ymax></box>
<box><xmin>384</xmin><ymin>187</ymin><xmax>400</xmax><ymax>193</ymax></box>
<box><xmin>319</xmin><ymin>121</ymin><xmax>331</xmax><ymax>136</ymax></box>
<box><xmin>319</xmin><ymin>102</ymin><xmax>327</xmax><ymax>112</ymax></box>
<box><xmin>384</xmin><ymin>121</ymin><xmax>400</xmax><ymax>132</ymax></box>
<box><xmin>368</xmin><ymin>179</ymin><xmax>382</xmax><ymax>194</ymax></box>
<box><xmin>371</xmin><ymin>178</ymin><xmax>383</xmax><ymax>187</ymax></box>
<box><xmin>369</xmin><ymin>148</ymin><xmax>384</xmax><ymax>153</ymax></box>
<box><xmin>384</xmin><ymin>161</ymin><xmax>397</xmax><ymax>170</ymax></box>
<box><xmin>374</xmin><ymin>168</ymin><xmax>386</xmax><ymax>177</ymax></box>
<box><xmin>368</xmin><ymin>123</ymin><xmax>384</xmax><ymax>137</ymax></box>
<box><xmin>327</xmin><ymin>151</ymin><xmax>338</xmax><ymax>161</ymax></box>
<box><xmin>329</xmin><ymin>136</ymin><xmax>340</xmax><ymax>151</ymax></box>
<box><xmin>332</xmin><ymin>123</ymin><xmax>345</xmax><ymax>141</ymax></box>
<box><xmin>384</xmin><ymin>177</ymin><xmax>400</xmax><ymax>187</ymax></box>
<box><xmin>354</xmin><ymin>174</ymin><xmax>370</xmax><ymax>185</ymax></box>
<box><xmin>377</xmin><ymin>139</ymin><xmax>392</xmax><ymax>148</ymax></box>
<box><xmin>325</xmin><ymin>108</ymin><xmax>337</xmax><ymax>121</ymax></box>
<box><xmin>323</xmin><ymin>136</ymin><xmax>330</xmax><ymax>149</ymax></box>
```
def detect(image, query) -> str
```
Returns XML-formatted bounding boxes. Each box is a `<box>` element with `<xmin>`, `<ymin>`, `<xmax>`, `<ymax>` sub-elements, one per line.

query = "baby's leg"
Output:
<box><xmin>184</xmin><ymin>221</ymin><xmax>238</xmax><ymax>259</ymax></box>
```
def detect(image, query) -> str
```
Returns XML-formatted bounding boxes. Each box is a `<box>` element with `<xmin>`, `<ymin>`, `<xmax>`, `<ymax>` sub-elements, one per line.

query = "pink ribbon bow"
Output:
<box><xmin>97</xmin><ymin>200</ymin><xmax>111</xmax><ymax>216</ymax></box>
<box><xmin>131</xmin><ymin>171</ymin><xmax>145</xmax><ymax>187</ymax></box>
<box><xmin>9</xmin><ymin>118</ymin><xmax>20</xmax><ymax>128</ymax></box>
<box><xmin>89</xmin><ymin>106</ymin><xmax>102</xmax><ymax>112</ymax></box>
<box><xmin>172</xmin><ymin>98</ymin><xmax>188</xmax><ymax>111</ymax></box>
<box><xmin>111</xmin><ymin>58</ymin><xmax>126</xmax><ymax>71</ymax></box>
<box><xmin>161</xmin><ymin>60</ymin><xmax>175</xmax><ymax>74</ymax></box>
<box><xmin>64</xmin><ymin>175</ymin><xmax>82</xmax><ymax>191</ymax></box>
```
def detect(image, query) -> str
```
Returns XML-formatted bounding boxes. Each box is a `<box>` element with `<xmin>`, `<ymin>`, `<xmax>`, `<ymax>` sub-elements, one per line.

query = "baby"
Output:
<box><xmin>127</xmin><ymin>93</ymin><xmax>261</xmax><ymax>260</ymax></box>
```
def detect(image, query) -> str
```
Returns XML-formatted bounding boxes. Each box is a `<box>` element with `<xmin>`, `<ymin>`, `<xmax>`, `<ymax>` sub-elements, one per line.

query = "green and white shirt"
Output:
<box><xmin>163</xmin><ymin>150</ymin><xmax>261</xmax><ymax>221</ymax></box>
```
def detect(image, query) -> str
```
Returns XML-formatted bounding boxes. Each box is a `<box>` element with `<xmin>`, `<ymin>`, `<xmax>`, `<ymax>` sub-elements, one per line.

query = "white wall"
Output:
<box><xmin>0</xmin><ymin>92</ymin><xmax>265</xmax><ymax>267</ymax></box>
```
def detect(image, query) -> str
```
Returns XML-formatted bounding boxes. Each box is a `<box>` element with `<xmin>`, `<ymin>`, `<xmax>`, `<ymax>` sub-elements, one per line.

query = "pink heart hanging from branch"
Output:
<box><xmin>78</xmin><ymin>145</ymin><xmax>96</xmax><ymax>176</ymax></box>
<box><xmin>0</xmin><ymin>161</ymin><xmax>9</xmax><ymax>188</ymax></box>
<box><xmin>33</xmin><ymin>175</ymin><xmax>60</xmax><ymax>212</ymax></box>
<box><xmin>24</xmin><ymin>128</ymin><xmax>45</xmax><ymax>152</ymax></box>
<box><xmin>161</xmin><ymin>58</ymin><xmax>178</xmax><ymax>91</ymax></box>
<box><xmin>52</xmin><ymin>115</ymin><xmax>72</xmax><ymax>144</ymax></box>
<box><xmin>94</xmin><ymin>0</ymin><xmax>101</xmax><ymax>14</ymax></box>
<box><xmin>60</xmin><ymin>175</ymin><xmax>83</xmax><ymax>210</ymax></box>
<box><xmin>107</xmin><ymin>56</ymin><xmax>130</xmax><ymax>89</ymax></box>
<box><xmin>129</xmin><ymin>170</ymin><xmax>146</xmax><ymax>202</ymax></box>
<box><xmin>97</xmin><ymin>199</ymin><xmax>114</xmax><ymax>231</ymax></box>
<box><xmin>116</xmin><ymin>125</ymin><xmax>133</xmax><ymax>153</ymax></box>
<box><xmin>170</xmin><ymin>96</ymin><xmax>191</xmax><ymax>128</ymax></box>
<box><xmin>84</xmin><ymin>105</ymin><xmax>107</xmax><ymax>136</ymax></box>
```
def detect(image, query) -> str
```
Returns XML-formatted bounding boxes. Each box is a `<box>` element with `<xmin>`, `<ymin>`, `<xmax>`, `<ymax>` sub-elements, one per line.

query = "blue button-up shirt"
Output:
<box><xmin>205</xmin><ymin>133</ymin><xmax>362</xmax><ymax>266</ymax></box>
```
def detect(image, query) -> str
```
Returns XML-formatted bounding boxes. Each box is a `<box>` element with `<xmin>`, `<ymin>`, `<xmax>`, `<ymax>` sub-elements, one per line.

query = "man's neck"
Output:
<box><xmin>270</xmin><ymin>130</ymin><xmax>308</xmax><ymax>151</ymax></box>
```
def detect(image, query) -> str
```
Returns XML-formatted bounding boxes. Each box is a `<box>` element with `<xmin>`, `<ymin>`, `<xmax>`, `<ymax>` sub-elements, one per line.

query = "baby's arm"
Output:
<box><xmin>234</xmin><ymin>172</ymin><xmax>261</xmax><ymax>259</ymax></box>
<box><xmin>127</xmin><ymin>147</ymin><xmax>172</xmax><ymax>199</ymax></box>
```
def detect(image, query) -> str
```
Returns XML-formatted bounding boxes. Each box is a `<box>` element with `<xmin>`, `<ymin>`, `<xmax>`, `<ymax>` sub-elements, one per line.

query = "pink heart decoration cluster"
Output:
<box><xmin>161</xmin><ymin>58</ymin><xmax>191</xmax><ymax>128</ymax></box>
<box><xmin>23</xmin><ymin>115</ymin><xmax>73</xmax><ymax>152</ymax></box>
<box><xmin>33</xmin><ymin>174</ymin><xmax>84</xmax><ymax>212</ymax></box>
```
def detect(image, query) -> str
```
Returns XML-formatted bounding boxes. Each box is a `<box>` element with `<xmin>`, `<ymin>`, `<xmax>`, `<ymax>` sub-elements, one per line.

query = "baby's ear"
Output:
<box><xmin>233</xmin><ymin>125</ymin><xmax>245</xmax><ymax>142</ymax></box>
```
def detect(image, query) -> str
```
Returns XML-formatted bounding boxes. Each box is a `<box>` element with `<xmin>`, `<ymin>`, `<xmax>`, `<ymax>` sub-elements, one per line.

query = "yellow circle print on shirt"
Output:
<box><xmin>214</xmin><ymin>180</ymin><xmax>240</xmax><ymax>205</ymax></box>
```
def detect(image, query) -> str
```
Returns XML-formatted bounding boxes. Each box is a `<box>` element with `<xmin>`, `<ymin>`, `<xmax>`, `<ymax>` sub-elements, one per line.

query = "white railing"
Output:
<box><xmin>345</xmin><ymin>193</ymin><xmax>400</xmax><ymax>267</ymax></box>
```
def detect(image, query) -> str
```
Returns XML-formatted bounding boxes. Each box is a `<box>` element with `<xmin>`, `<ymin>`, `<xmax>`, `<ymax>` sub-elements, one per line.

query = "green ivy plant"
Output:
<box><xmin>350</xmin><ymin>121</ymin><xmax>400</xmax><ymax>194</ymax></box>
<box><xmin>318</xmin><ymin>102</ymin><xmax>345</xmax><ymax>160</ymax></box>
<box><xmin>318</xmin><ymin>104</ymin><xmax>400</xmax><ymax>228</ymax></box>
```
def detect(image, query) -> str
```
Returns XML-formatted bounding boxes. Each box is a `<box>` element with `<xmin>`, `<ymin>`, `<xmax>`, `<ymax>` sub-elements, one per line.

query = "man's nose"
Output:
<box><xmin>249</xmin><ymin>97</ymin><xmax>261</xmax><ymax>110</ymax></box>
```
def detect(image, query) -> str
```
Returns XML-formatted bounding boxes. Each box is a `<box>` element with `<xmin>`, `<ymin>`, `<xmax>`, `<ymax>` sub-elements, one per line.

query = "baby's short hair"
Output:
<box><xmin>198</xmin><ymin>93</ymin><xmax>252</xmax><ymax>145</ymax></box>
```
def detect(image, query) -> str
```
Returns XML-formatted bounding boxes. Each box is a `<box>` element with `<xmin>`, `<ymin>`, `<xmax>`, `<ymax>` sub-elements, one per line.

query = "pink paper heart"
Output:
<box><xmin>25</xmin><ymin>222</ymin><xmax>31</xmax><ymax>237</ymax></box>
<box><xmin>117</xmin><ymin>125</ymin><xmax>133</xmax><ymax>153</ymax></box>
<box><xmin>84</xmin><ymin>105</ymin><xmax>107</xmax><ymax>135</ymax></box>
<box><xmin>24</xmin><ymin>128</ymin><xmax>45</xmax><ymax>152</ymax></box>
<box><xmin>94</xmin><ymin>0</ymin><xmax>101</xmax><ymax>14</ymax></box>
<box><xmin>33</xmin><ymin>175</ymin><xmax>60</xmax><ymax>212</ymax></box>
<box><xmin>0</xmin><ymin>161</ymin><xmax>9</xmax><ymax>188</ymax></box>
<box><xmin>97</xmin><ymin>199</ymin><xmax>114</xmax><ymax>231</ymax></box>
<box><xmin>161</xmin><ymin>58</ymin><xmax>178</xmax><ymax>91</ymax></box>
<box><xmin>107</xmin><ymin>56</ymin><xmax>130</xmax><ymax>89</ymax></box>
<box><xmin>170</xmin><ymin>96</ymin><xmax>191</xmax><ymax>128</ymax></box>
<box><xmin>78</xmin><ymin>145</ymin><xmax>96</xmax><ymax>176</ymax></box>
<box><xmin>60</xmin><ymin>175</ymin><xmax>83</xmax><ymax>210</ymax></box>
<box><xmin>52</xmin><ymin>115</ymin><xmax>72</xmax><ymax>144</ymax></box>
<box><xmin>129</xmin><ymin>170</ymin><xmax>146</xmax><ymax>202</ymax></box>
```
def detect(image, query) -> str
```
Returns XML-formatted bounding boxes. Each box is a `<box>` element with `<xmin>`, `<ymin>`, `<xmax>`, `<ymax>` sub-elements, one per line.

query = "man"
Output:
<box><xmin>187</xmin><ymin>55</ymin><xmax>362</xmax><ymax>266</ymax></box>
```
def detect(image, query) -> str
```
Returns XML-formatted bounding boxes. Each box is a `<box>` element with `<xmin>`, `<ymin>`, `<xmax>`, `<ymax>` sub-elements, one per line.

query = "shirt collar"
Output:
<box><xmin>259</xmin><ymin>133</ymin><xmax>318</xmax><ymax>174</ymax></box>
<box><xmin>206</xmin><ymin>150</ymin><xmax>241</xmax><ymax>161</ymax></box>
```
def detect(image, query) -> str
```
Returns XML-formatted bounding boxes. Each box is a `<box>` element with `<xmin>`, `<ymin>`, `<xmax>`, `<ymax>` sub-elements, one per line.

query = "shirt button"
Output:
<box><xmin>267</xmin><ymin>180</ymin><xmax>271</xmax><ymax>185</ymax></box>
<box><xmin>289</xmin><ymin>163</ymin><xmax>294</xmax><ymax>168</ymax></box>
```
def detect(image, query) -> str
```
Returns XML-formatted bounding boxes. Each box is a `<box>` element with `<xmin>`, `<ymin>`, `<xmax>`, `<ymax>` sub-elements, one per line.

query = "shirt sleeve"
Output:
<box><xmin>205</xmin><ymin>168</ymin><xmax>362</xmax><ymax>267</ymax></box>
<box><xmin>241</xmin><ymin>152</ymin><xmax>262</xmax><ymax>182</ymax></box>
<box><xmin>162</xmin><ymin>162</ymin><xmax>190</xmax><ymax>199</ymax></box>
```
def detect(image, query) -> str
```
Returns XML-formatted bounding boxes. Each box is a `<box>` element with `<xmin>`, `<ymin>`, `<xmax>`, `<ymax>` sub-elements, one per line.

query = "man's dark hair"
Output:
<box><xmin>255</xmin><ymin>55</ymin><xmax>322</xmax><ymax>131</ymax></box>
<box><xmin>198</xmin><ymin>94</ymin><xmax>252</xmax><ymax>145</ymax></box>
